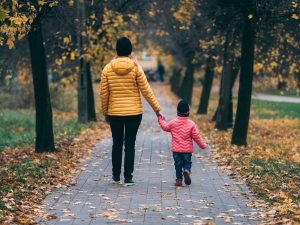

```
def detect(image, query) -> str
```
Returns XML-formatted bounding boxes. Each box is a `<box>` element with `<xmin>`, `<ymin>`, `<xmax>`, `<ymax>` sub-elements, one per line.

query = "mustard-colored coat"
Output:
<box><xmin>100</xmin><ymin>57</ymin><xmax>160</xmax><ymax>116</ymax></box>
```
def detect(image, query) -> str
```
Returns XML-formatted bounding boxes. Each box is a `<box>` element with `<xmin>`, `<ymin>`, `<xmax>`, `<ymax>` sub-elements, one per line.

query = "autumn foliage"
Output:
<box><xmin>0</xmin><ymin>0</ymin><xmax>299</xmax><ymax>224</ymax></box>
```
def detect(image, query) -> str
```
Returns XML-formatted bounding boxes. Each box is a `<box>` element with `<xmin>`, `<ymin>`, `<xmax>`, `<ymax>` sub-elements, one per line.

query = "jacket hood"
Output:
<box><xmin>111</xmin><ymin>57</ymin><xmax>135</xmax><ymax>75</ymax></box>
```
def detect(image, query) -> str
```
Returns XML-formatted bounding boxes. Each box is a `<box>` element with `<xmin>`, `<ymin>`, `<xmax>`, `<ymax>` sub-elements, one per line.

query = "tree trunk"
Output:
<box><xmin>227</xmin><ymin>58</ymin><xmax>240</xmax><ymax>128</ymax></box>
<box><xmin>212</xmin><ymin>33</ymin><xmax>230</xmax><ymax>122</ymax></box>
<box><xmin>215</xmin><ymin>57</ymin><xmax>233</xmax><ymax>130</ymax></box>
<box><xmin>170</xmin><ymin>67</ymin><xmax>182</xmax><ymax>95</ymax></box>
<box><xmin>86</xmin><ymin>62</ymin><xmax>97</xmax><ymax>121</ymax></box>
<box><xmin>178</xmin><ymin>55</ymin><xmax>194</xmax><ymax>105</ymax></box>
<box><xmin>78</xmin><ymin>57</ymin><xmax>89</xmax><ymax>122</ymax></box>
<box><xmin>28</xmin><ymin>14</ymin><xmax>55</xmax><ymax>152</ymax></box>
<box><xmin>231</xmin><ymin>17</ymin><xmax>255</xmax><ymax>145</ymax></box>
<box><xmin>170</xmin><ymin>68</ymin><xmax>175</xmax><ymax>92</ymax></box>
<box><xmin>197</xmin><ymin>57</ymin><xmax>215</xmax><ymax>114</ymax></box>
<box><xmin>77</xmin><ymin>0</ymin><xmax>96</xmax><ymax>123</ymax></box>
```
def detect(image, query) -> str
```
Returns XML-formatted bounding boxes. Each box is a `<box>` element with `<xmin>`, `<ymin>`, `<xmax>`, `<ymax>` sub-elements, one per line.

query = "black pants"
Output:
<box><xmin>109</xmin><ymin>115</ymin><xmax>142</xmax><ymax>180</ymax></box>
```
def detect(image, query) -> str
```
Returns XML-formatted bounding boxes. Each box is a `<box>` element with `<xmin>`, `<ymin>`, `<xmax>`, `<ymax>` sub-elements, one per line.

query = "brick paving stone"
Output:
<box><xmin>37</xmin><ymin>84</ymin><xmax>264</xmax><ymax>225</ymax></box>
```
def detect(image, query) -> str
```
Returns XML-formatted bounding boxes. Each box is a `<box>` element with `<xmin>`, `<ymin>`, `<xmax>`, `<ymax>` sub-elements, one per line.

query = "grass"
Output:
<box><xmin>0</xmin><ymin>109</ymin><xmax>91</xmax><ymax>151</ymax></box>
<box><xmin>248</xmin><ymin>158</ymin><xmax>300</xmax><ymax>203</ymax></box>
<box><xmin>0</xmin><ymin>110</ymin><xmax>35</xmax><ymax>149</ymax></box>
<box><xmin>250</xmin><ymin>158</ymin><xmax>300</xmax><ymax>180</ymax></box>
<box><xmin>261</xmin><ymin>89</ymin><xmax>299</xmax><ymax>97</ymax></box>
<box><xmin>0</xmin><ymin>156</ymin><xmax>57</xmax><ymax>212</ymax></box>
<box><xmin>250</xmin><ymin>100</ymin><xmax>300</xmax><ymax>119</ymax></box>
<box><xmin>197</xmin><ymin>95</ymin><xmax>300</xmax><ymax>120</ymax></box>
<box><xmin>0</xmin><ymin>157</ymin><xmax>55</xmax><ymax>209</ymax></box>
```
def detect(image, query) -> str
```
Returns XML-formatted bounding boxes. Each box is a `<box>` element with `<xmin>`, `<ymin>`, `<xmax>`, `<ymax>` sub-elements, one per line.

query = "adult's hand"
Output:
<box><xmin>156</xmin><ymin>111</ymin><xmax>165</xmax><ymax>120</ymax></box>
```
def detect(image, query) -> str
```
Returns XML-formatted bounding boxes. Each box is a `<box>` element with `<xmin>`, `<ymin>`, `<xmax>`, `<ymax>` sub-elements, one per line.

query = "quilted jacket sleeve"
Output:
<box><xmin>191</xmin><ymin>123</ymin><xmax>207</xmax><ymax>149</ymax></box>
<box><xmin>136</xmin><ymin>68</ymin><xmax>161</xmax><ymax>112</ymax></box>
<box><xmin>100</xmin><ymin>67</ymin><xmax>109</xmax><ymax>115</ymax></box>
<box><xmin>158</xmin><ymin>116</ymin><xmax>172</xmax><ymax>132</ymax></box>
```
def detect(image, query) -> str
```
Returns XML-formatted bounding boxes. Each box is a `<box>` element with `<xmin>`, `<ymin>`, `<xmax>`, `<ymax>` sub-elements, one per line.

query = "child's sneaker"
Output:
<box><xmin>183</xmin><ymin>169</ymin><xmax>191</xmax><ymax>185</ymax></box>
<box><xmin>175</xmin><ymin>179</ymin><xmax>183</xmax><ymax>186</ymax></box>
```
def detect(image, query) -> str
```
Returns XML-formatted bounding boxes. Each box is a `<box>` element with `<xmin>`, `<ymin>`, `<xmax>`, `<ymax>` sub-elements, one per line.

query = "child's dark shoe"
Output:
<box><xmin>183</xmin><ymin>169</ymin><xmax>191</xmax><ymax>185</ymax></box>
<box><xmin>175</xmin><ymin>179</ymin><xmax>183</xmax><ymax>186</ymax></box>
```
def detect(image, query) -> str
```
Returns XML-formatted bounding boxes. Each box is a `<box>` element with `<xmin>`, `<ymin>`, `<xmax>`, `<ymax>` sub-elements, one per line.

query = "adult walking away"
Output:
<box><xmin>100</xmin><ymin>37</ymin><xmax>161</xmax><ymax>185</ymax></box>
<box><xmin>157</xmin><ymin>59</ymin><xmax>165</xmax><ymax>82</ymax></box>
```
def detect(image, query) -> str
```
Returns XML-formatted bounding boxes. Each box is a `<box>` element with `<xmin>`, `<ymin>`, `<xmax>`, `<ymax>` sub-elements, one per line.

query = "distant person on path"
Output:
<box><xmin>157</xmin><ymin>100</ymin><xmax>208</xmax><ymax>186</ymax></box>
<box><xmin>157</xmin><ymin>59</ymin><xmax>165</xmax><ymax>82</ymax></box>
<box><xmin>100</xmin><ymin>37</ymin><xmax>161</xmax><ymax>185</ymax></box>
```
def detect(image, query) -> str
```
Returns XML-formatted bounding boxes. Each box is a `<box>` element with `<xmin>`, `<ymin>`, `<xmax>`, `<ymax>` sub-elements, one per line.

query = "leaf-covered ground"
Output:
<box><xmin>0</xmin><ymin>115</ymin><xmax>109</xmax><ymax>224</ymax></box>
<box><xmin>193</xmin><ymin>116</ymin><xmax>300</xmax><ymax>224</ymax></box>
<box><xmin>162</xmin><ymin>84</ymin><xmax>300</xmax><ymax>224</ymax></box>
<box><xmin>1</xmin><ymin>84</ymin><xmax>299</xmax><ymax>224</ymax></box>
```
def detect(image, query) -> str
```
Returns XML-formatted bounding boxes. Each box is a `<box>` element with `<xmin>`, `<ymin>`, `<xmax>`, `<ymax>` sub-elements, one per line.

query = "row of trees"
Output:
<box><xmin>139</xmin><ymin>0</ymin><xmax>299</xmax><ymax>145</ymax></box>
<box><xmin>0</xmin><ymin>0</ymin><xmax>299</xmax><ymax>151</ymax></box>
<box><xmin>0</xmin><ymin>0</ymin><xmax>138</xmax><ymax>152</ymax></box>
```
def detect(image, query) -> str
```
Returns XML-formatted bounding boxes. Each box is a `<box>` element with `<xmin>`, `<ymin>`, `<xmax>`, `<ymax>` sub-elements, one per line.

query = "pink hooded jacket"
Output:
<box><xmin>158</xmin><ymin>115</ymin><xmax>207</xmax><ymax>153</ymax></box>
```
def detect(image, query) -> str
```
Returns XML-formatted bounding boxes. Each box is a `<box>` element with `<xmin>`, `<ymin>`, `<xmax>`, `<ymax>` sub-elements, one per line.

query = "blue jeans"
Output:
<box><xmin>173</xmin><ymin>152</ymin><xmax>192</xmax><ymax>179</ymax></box>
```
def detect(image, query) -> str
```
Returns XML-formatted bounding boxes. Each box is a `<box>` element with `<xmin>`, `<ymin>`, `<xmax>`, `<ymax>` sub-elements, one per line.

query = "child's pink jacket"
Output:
<box><xmin>158</xmin><ymin>116</ymin><xmax>207</xmax><ymax>153</ymax></box>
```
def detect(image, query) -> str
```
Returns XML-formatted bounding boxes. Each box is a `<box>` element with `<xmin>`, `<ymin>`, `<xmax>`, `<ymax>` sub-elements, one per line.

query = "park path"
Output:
<box><xmin>252</xmin><ymin>93</ymin><xmax>300</xmax><ymax>103</ymax></box>
<box><xmin>37</xmin><ymin>84</ymin><xmax>264</xmax><ymax>225</ymax></box>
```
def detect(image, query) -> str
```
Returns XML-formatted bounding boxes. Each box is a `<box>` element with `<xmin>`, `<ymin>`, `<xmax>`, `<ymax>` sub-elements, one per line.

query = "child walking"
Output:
<box><xmin>158</xmin><ymin>100</ymin><xmax>208</xmax><ymax>186</ymax></box>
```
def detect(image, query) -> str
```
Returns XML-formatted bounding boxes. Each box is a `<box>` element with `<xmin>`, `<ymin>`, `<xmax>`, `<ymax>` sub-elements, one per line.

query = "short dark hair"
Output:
<box><xmin>116</xmin><ymin>37</ymin><xmax>132</xmax><ymax>56</ymax></box>
<box><xmin>177</xmin><ymin>100</ymin><xmax>190</xmax><ymax>117</ymax></box>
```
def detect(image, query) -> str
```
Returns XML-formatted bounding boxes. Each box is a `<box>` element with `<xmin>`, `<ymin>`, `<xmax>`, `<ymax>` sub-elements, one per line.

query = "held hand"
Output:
<box><xmin>156</xmin><ymin>112</ymin><xmax>165</xmax><ymax>120</ymax></box>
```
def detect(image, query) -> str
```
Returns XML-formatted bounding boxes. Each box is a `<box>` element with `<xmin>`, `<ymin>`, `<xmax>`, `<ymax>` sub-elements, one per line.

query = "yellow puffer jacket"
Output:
<box><xmin>100</xmin><ymin>57</ymin><xmax>160</xmax><ymax>116</ymax></box>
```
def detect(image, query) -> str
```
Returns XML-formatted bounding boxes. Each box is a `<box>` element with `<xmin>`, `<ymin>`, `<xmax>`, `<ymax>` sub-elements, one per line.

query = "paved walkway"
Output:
<box><xmin>37</xmin><ymin>85</ymin><xmax>263</xmax><ymax>225</ymax></box>
<box><xmin>252</xmin><ymin>93</ymin><xmax>300</xmax><ymax>103</ymax></box>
